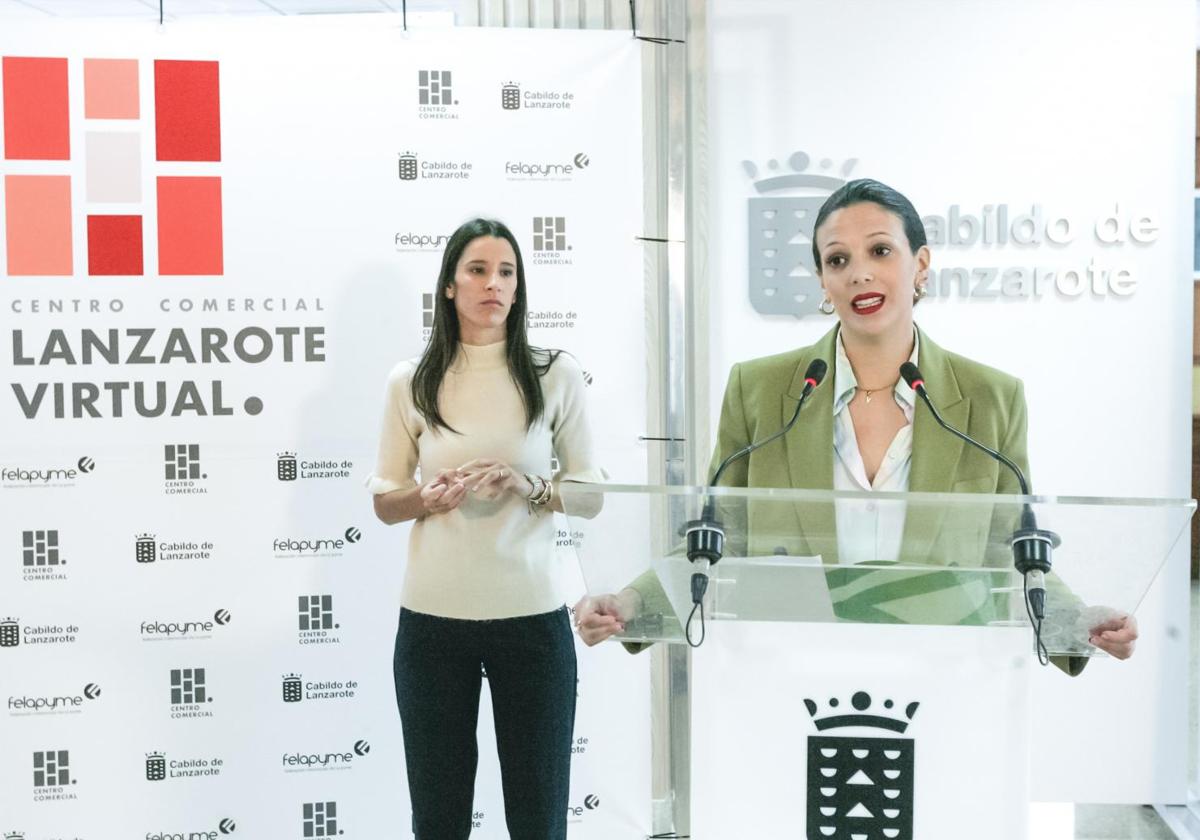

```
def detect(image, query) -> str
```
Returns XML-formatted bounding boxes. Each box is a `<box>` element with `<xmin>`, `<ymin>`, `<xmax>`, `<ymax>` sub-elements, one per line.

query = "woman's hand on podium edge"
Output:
<box><xmin>1088</xmin><ymin>613</ymin><xmax>1138</xmax><ymax>660</ymax></box>
<box><xmin>573</xmin><ymin>590</ymin><xmax>642</xmax><ymax>646</ymax></box>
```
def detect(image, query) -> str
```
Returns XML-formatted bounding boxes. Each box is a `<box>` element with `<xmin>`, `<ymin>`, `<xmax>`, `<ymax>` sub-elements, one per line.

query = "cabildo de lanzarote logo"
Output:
<box><xmin>8</xmin><ymin>681</ymin><xmax>101</xmax><ymax>717</ymax></box>
<box><xmin>397</xmin><ymin>150</ymin><xmax>473</xmax><ymax>182</ymax></box>
<box><xmin>1</xmin><ymin>455</ymin><xmax>94</xmax><ymax>489</ymax></box>
<box><xmin>744</xmin><ymin>148</ymin><xmax>1156</xmax><ymax>314</ymax></box>
<box><xmin>282</xmin><ymin>739</ymin><xmax>371</xmax><ymax>774</ymax></box>
<box><xmin>141</xmin><ymin>609</ymin><xmax>231</xmax><ymax>642</ymax></box>
<box><xmin>274</xmin><ymin>527</ymin><xmax>361</xmax><ymax>559</ymax></box>
<box><xmin>303</xmin><ymin>802</ymin><xmax>340</xmax><ymax>839</ymax></box>
<box><xmin>163</xmin><ymin>443</ymin><xmax>208</xmax><ymax>495</ymax></box>
<box><xmin>146</xmin><ymin>750</ymin><xmax>224</xmax><ymax>782</ymax></box>
<box><xmin>804</xmin><ymin>690</ymin><xmax>918</xmax><ymax>840</ymax></box>
<box><xmin>32</xmin><ymin>749</ymin><xmax>77</xmax><ymax>802</ymax></box>
<box><xmin>276</xmin><ymin>452</ymin><xmax>354</xmax><ymax>482</ymax></box>
<box><xmin>744</xmin><ymin>151</ymin><xmax>858</xmax><ymax>318</ymax></box>
<box><xmin>136</xmin><ymin>532</ymin><xmax>214</xmax><ymax>564</ymax></box>
<box><xmin>1</xmin><ymin>616</ymin><xmax>78</xmax><ymax>648</ymax></box>
<box><xmin>1</xmin><ymin>57</ymin><xmax>223</xmax><ymax>279</ymax></box>
<box><xmin>530</xmin><ymin>216</ymin><xmax>572</xmax><ymax>267</ymax></box>
<box><xmin>145</xmin><ymin>818</ymin><xmax>236</xmax><ymax>838</ymax></box>
<box><xmin>21</xmin><ymin>529</ymin><xmax>67</xmax><ymax>582</ymax></box>
<box><xmin>417</xmin><ymin>69</ymin><xmax>458</xmax><ymax>120</ymax></box>
<box><xmin>505</xmin><ymin>152</ymin><xmax>589</xmax><ymax>182</ymax></box>
<box><xmin>169</xmin><ymin>667</ymin><xmax>214</xmax><ymax>719</ymax></box>
<box><xmin>298</xmin><ymin>595</ymin><xmax>341</xmax><ymax>645</ymax></box>
<box><xmin>499</xmin><ymin>79</ymin><xmax>575</xmax><ymax>111</ymax></box>
<box><xmin>281</xmin><ymin>672</ymin><xmax>358</xmax><ymax>704</ymax></box>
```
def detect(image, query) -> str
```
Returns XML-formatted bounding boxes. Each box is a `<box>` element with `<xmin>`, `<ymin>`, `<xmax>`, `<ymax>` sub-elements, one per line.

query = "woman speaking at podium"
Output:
<box><xmin>575</xmin><ymin>179</ymin><xmax>1136</xmax><ymax>667</ymax></box>
<box><xmin>368</xmin><ymin>218</ymin><xmax>603</xmax><ymax>840</ymax></box>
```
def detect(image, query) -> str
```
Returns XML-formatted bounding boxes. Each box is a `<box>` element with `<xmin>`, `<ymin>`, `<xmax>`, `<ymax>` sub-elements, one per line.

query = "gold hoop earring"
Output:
<box><xmin>818</xmin><ymin>298</ymin><xmax>836</xmax><ymax>316</ymax></box>
<box><xmin>913</xmin><ymin>285</ymin><xmax>927</xmax><ymax>304</ymax></box>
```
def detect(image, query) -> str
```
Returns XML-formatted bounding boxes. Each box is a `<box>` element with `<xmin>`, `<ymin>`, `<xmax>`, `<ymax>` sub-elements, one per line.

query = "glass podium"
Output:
<box><xmin>560</xmin><ymin>484</ymin><xmax>1195</xmax><ymax>840</ymax></box>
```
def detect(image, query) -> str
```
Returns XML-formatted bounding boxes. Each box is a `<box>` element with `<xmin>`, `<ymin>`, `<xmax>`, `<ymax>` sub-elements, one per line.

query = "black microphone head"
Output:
<box><xmin>899</xmin><ymin>361</ymin><xmax>924</xmax><ymax>390</ymax></box>
<box><xmin>803</xmin><ymin>358</ymin><xmax>828</xmax><ymax>388</ymax></box>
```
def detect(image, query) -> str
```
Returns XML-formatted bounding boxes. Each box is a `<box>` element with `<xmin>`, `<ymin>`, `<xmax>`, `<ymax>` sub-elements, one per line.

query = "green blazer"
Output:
<box><xmin>626</xmin><ymin>324</ymin><xmax>1085</xmax><ymax>674</ymax></box>
<box><xmin>710</xmin><ymin>324</ymin><xmax>1027</xmax><ymax>562</ymax></box>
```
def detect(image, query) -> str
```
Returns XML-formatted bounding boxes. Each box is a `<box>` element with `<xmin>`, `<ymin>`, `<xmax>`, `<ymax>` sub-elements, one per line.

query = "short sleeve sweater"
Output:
<box><xmin>366</xmin><ymin>340</ymin><xmax>605</xmax><ymax>619</ymax></box>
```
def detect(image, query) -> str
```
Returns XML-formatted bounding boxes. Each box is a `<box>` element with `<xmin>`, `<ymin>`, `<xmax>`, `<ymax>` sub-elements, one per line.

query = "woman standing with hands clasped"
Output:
<box><xmin>367</xmin><ymin>218</ymin><xmax>603</xmax><ymax>840</ymax></box>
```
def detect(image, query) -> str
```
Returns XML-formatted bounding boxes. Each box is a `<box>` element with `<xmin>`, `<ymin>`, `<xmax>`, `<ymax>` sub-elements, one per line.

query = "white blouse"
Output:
<box><xmin>831</xmin><ymin>332</ymin><xmax>918</xmax><ymax>564</ymax></box>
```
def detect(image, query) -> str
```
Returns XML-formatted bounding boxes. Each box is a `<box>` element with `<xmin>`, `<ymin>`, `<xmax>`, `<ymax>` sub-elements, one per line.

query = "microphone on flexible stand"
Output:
<box><xmin>682</xmin><ymin>358</ymin><xmax>828</xmax><ymax>646</ymax></box>
<box><xmin>899</xmin><ymin>363</ymin><xmax>1058</xmax><ymax>656</ymax></box>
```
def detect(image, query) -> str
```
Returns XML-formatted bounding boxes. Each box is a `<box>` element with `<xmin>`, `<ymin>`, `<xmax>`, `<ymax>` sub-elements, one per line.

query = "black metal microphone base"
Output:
<box><xmin>685</xmin><ymin>518</ymin><xmax>725</xmax><ymax>566</ymax></box>
<box><xmin>1010</xmin><ymin>527</ymin><xmax>1059</xmax><ymax>576</ymax></box>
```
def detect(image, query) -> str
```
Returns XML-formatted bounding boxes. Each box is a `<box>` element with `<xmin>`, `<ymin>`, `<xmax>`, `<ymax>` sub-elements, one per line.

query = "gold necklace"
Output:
<box><xmin>855</xmin><ymin>382</ymin><xmax>897</xmax><ymax>404</ymax></box>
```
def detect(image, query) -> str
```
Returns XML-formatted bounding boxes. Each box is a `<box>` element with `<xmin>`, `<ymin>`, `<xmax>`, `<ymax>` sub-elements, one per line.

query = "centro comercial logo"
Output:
<box><xmin>744</xmin><ymin>148</ymin><xmax>1157</xmax><ymax>316</ymax></box>
<box><xmin>1</xmin><ymin>455</ymin><xmax>94</xmax><ymax>488</ymax></box>
<box><xmin>2</xmin><ymin>56</ymin><xmax>223</xmax><ymax>278</ymax></box>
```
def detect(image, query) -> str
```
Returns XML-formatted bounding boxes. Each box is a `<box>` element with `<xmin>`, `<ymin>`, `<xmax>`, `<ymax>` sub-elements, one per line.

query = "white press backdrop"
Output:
<box><xmin>0</xmin><ymin>16</ymin><xmax>650</xmax><ymax>839</ymax></box>
<box><xmin>706</xmin><ymin>0</ymin><xmax>1194</xmax><ymax>805</ymax></box>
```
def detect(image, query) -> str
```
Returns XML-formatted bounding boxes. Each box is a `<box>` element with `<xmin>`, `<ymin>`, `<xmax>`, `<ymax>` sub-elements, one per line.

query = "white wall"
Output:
<box><xmin>707</xmin><ymin>0</ymin><xmax>1195</xmax><ymax>803</ymax></box>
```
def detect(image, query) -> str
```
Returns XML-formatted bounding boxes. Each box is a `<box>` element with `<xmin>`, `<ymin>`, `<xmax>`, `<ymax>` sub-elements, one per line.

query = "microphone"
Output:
<box><xmin>682</xmin><ymin>359</ymin><xmax>828</xmax><ymax>647</ymax></box>
<box><xmin>687</xmin><ymin>358</ymin><xmax>828</xmax><ymax>566</ymax></box>
<box><xmin>899</xmin><ymin>362</ymin><xmax>1058</xmax><ymax>622</ymax></box>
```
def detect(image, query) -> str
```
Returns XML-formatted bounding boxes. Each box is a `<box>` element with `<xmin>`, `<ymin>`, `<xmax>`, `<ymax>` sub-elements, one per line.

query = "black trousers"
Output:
<box><xmin>393</xmin><ymin>606</ymin><xmax>577</xmax><ymax>840</ymax></box>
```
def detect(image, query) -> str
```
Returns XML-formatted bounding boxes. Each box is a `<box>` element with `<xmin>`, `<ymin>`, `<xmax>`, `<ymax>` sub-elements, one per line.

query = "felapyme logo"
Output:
<box><xmin>136</xmin><ymin>532</ymin><xmax>215</xmax><ymax>564</ymax></box>
<box><xmin>169</xmin><ymin>667</ymin><xmax>214</xmax><ymax>719</ymax></box>
<box><xmin>21</xmin><ymin>529</ymin><xmax>67</xmax><ymax>582</ymax></box>
<box><xmin>276</xmin><ymin>452</ymin><xmax>353</xmax><ymax>482</ymax></box>
<box><xmin>505</xmin><ymin>152</ymin><xmax>589</xmax><ymax>182</ymax></box>
<box><xmin>395</xmin><ymin>230</ymin><xmax>451</xmax><ymax>253</ymax></box>
<box><xmin>397</xmin><ymin>150</ymin><xmax>474</xmax><ymax>182</ymax></box>
<box><xmin>145</xmin><ymin>818</ymin><xmax>236</xmax><ymax>838</ymax></box>
<box><xmin>8</xmin><ymin>682</ymin><xmax>100</xmax><ymax>717</ymax></box>
<box><xmin>1</xmin><ymin>617</ymin><xmax>79</xmax><ymax>648</ymax></box>
<box><xmin>1</xmin><ymin>455</ymin><xmax>94</xmax><ymax>489</ymax></box>
<box><xmin>804</xmin><ymin>690</ymin><xmax>917</xmax><ymax>840</ymax></box>
<box><xmin>141</xmin><ymin>608</ymin><xmax>231</xmax><ymax>642</ymax></box>
<box><xmin>417</xmin><ymin>69</ymin><xmax>459</xmax><ymax>120</ymax></box>
<box><xmin>297</xmin><ymin>595</ymin><xmax>341</xmax><ymax>645</ymax></box>
<box><xmin>146</xmin><ymin>751</ymin><xmax>224</xmax><ymax>781</ymax></box>
<box><xmin>282</xmin><ymin>739</ymin><xmax>371</xmax><ymax>774</ymax></box>
<box><xmin>530</xmin><ymin>216</ymin><xmax>573</xmax><ymax>267</ymax></box>
<box><xmin>566</xmin><ymin>793</ymin><xmax>601</xmax><ymax>822</ymax></box>
<box><xmin>163</xmin><ymin>443</ymin><xmax>208</xmax><ymax>495</ymax></box>
<box><xmin>500</xmin><ymin>79</ymin><xmax>575</xmax><ymax>111</ymax></box>
<box><xmin>273</xmin><ymin>527</ymin><xmax>361</xmax><ymax>559</ymax></box>
<box><xmin>281</xmin><ymin>672</ymin><xmax>358</xmax><ymax>703</ymax></box>
<box><xmin>744</xmin><ymin>150</ymin><xmax>859</xmax><ymax>318</ymax></box>
<box><xmin>32</xmin><ymin>749</ymin><xmax>77</xmax><ymax>802</ymax></box>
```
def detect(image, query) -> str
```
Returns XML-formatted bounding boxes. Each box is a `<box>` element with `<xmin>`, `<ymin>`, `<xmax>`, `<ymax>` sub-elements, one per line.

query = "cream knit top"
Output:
<box><xmin>366</xmin><ymin>340</ymin><xmax>604</xmax><ymax>619</ymax></box>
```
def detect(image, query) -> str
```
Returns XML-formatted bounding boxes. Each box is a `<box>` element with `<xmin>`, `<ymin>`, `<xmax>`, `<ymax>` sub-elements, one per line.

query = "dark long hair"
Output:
<box><xmin>411</xmin><ymin>218</ymin><xmax>556</xmax><ymax>432</ymax></box>
<box><xmin>811</xmin><ymin>178</ymin><xmax>927</xmax><ymax>270</ymax></box>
